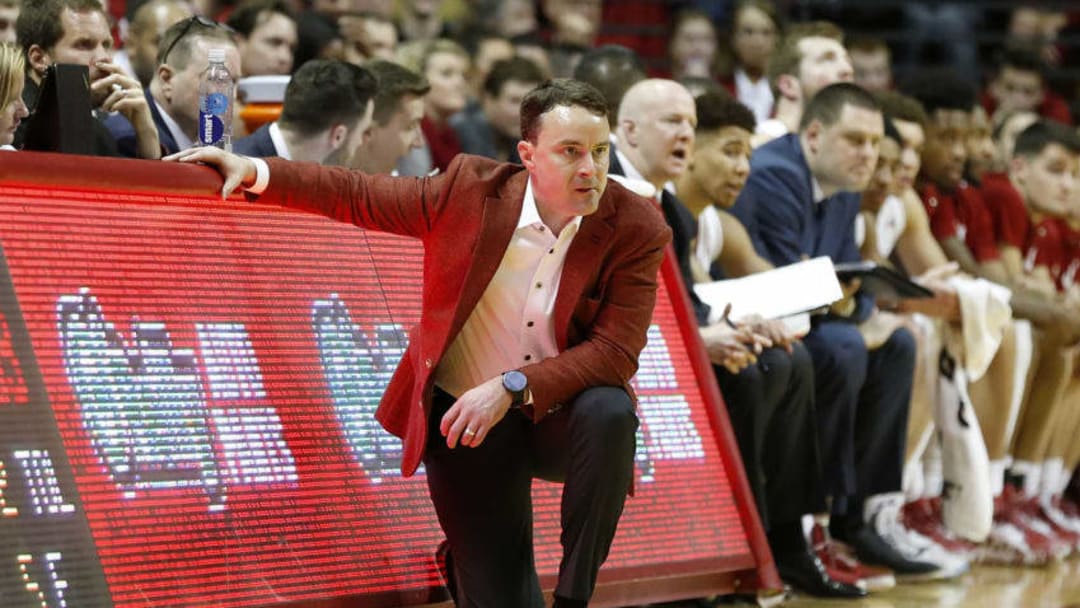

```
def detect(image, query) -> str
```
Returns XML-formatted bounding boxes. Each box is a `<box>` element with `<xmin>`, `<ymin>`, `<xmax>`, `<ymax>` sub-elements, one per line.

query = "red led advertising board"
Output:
<box><xmin>0</xmin><ymin>153</ymin><xmax>776</xmax><ymax>607</ymax></box>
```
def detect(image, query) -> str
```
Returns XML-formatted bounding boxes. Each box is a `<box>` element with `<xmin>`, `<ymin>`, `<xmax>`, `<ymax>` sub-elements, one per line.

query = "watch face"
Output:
<box><xmin>504</xmin><ymin>370</ymin><xmax>528</xmax><ymax>392</ymax></box>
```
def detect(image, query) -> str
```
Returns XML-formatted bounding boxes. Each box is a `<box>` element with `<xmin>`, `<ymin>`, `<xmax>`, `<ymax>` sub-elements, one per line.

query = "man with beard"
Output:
<box><xmin>234</xmin><ymin>59</ymin><xmax>375</xmax><ymax>166</ymax></box>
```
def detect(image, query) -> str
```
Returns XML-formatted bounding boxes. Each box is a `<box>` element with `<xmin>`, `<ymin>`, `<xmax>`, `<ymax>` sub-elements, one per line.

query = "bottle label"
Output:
<box><xmin>202</xmin><ymin>92</ymin><xmax>229</xmax><ymax>115</ymax></box>
<box><xmin>199</xmin><ymin>111</ymin><xmax>225</xmax><ymax>146</ymax></box>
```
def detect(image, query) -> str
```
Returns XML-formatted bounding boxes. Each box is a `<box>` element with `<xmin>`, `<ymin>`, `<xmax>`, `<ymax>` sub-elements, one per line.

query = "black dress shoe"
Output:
<box><xmin>774</xmin><ymin>549</ymin><xmax>867</xmax><ymax>599</ymax></box>
<box><xmin>846</xmin><ymin>525</ymin><xmax>939</xmax><ymax>575</ymax></box>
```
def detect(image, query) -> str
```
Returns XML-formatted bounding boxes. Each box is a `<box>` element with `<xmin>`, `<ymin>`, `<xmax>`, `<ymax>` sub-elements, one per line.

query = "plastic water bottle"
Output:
<box><xmin>198</xmin><ymin>47</ymin><xmax>233</xmax><ymax>151</ymax></box>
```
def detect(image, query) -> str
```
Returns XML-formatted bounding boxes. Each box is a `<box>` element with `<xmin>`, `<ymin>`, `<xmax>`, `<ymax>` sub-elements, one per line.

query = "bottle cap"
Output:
<box><xmin>208</xmin><ymin>48</ymin><xmax>226</xmax><ymax>63</ymax></box>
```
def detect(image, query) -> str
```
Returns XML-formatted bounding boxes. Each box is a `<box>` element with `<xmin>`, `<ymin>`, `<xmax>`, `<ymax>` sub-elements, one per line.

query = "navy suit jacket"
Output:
<box><xmin>101</xmin><ymin>88</ymin><xmax>179</xmax><ymax>157</ymax></box>
<box><xmin>449</xmin><ymin>104</ymin><xmax>522</xmax><ymax>164</ymax></box>
<box><xmin>730</xmin><ymin>133</ymin><xmax>873</xmax><ymax>322</ymax></box>
<box><xmin>233</xmin><ymin>123</ymin><xmax>279</xmax><ymax>157</ymax></box>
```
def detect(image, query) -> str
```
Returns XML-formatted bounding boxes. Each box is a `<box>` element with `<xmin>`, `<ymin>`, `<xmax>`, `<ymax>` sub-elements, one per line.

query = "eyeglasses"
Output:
<box><xmin>159</xmin><ymin>15</ymin><xmax>223</xmax><ymax>66</ymax></box>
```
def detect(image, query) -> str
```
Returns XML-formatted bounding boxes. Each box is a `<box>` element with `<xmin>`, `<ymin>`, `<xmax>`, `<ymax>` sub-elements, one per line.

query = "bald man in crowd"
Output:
<box><xmin>118</xmin><ymin>0</ymin><xmax>192</xmax><ymax>87</ymax></box>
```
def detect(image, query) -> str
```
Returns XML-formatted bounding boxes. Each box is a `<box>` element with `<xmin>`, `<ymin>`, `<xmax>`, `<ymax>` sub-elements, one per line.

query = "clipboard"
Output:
<box><xmin>834</xmin><ymin>261</ymin><xmax>934</xmax><ymax>299</ymax></box>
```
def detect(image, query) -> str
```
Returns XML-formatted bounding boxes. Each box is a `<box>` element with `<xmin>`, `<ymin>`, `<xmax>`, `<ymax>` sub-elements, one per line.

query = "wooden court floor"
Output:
<box><xmin>644</xmin><ymin>558</ymin><xmax>1080</xmax><ymax>607</ymax></box>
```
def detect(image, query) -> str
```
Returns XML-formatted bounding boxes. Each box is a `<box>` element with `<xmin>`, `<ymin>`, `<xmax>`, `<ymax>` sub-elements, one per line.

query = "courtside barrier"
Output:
<box><xmin>0</xmin><ymin>152</ymin><xmax>778</xmax><ymax>607</ymax></box>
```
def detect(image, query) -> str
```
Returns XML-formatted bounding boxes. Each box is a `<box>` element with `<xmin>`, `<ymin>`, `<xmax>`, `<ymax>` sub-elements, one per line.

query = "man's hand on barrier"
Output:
<box><xmin>165</xmin><ymin>147</ymin><xmax>258</xmax><ymax>199</ymax></box>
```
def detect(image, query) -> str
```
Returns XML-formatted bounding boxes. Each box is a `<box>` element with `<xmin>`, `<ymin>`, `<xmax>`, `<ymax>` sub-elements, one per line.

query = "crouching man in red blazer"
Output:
<box><xmin>169</xmin><ymin>79</ymin><xmax>672</xmax><ymax>608</ymax></box>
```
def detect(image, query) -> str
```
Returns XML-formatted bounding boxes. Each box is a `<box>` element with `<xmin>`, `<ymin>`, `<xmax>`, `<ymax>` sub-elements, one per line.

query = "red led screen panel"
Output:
<box><xmin>0</xmin><ymin>153</ymin><xmax>771</xmax><ymax>607</ymax></box>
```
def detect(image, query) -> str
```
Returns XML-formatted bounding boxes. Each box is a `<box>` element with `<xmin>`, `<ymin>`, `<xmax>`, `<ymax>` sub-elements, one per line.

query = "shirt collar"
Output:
<box><xmin>153</xmin><ymin>96</ymin><xmax>193</xmax><ymax>151</ymax></box>
<box><xmin>812</xmin><ymin>177</ymin><xmax>826</xmax><ymax>205</ymax></box>
<box><xmin>268</xmin><ymin>122</ymin><xmax>292</xmax><ymax>160</ymax></box>
<box><xmin>614</xmin><ymin>145</ymin><xmax>674</xmax><ymax>201</ymax></box>
<box><xmin>521</xmin><ymin>177</ymin><xmax>584</xmax><ymax>233</ymax></box>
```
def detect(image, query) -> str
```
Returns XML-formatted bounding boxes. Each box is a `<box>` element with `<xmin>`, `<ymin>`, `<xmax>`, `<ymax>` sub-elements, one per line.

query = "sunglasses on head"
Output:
<box><xmin>160</xmin><ymin>15</ymin><xmax>224</xmax><ymax>65</ymax></box>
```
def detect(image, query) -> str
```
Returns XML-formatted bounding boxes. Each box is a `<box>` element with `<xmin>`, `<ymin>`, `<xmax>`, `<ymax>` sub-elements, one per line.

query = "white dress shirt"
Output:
<box><xmin>153</xmin><ymin>97</ymin><xmax>194</xmax><ymax>151</ymax></box>
<box><xmin>435</xmin><ymin>178</ymin><xmax>581</xmax><ymax>397</ymax></box>
<box><xmin>268</xmin><ymin>122</ymin><xmax>292</xmax><ymax>160</ymax></box>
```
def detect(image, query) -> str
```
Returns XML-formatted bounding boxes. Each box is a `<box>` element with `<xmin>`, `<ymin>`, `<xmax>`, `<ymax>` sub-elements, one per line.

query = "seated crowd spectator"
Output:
<box><xmin>233</xmin><ymin>58</ymin><xmax>375</xmax><ymax>166</ymax></box>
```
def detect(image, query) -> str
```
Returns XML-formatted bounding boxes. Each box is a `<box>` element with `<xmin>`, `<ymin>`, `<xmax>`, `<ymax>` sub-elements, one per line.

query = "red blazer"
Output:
<box><xmin>256</xmin><ymin>154</ymin><xmax>672</xmax><ymax>476</ymax></box>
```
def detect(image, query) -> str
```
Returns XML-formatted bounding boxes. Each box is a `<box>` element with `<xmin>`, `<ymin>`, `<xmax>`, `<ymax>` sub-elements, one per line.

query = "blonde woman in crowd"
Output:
<box><xmin>0</xmin><ymin>42</ymin><xmax>27</xmax><ymax>150</ymax></box>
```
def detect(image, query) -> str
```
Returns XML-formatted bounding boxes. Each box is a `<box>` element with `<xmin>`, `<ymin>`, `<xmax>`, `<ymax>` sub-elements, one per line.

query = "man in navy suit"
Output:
<box><xmin>233</xmin><ymin>59</ymin><xmax>376</xmax><ymax>165</ymax></box>
<box><xmin>104</xmin><ymin>15</ymin><xmax>238</xmax><ymax>156</ymax></box>
<box><xmin>731</xmin><ymin>83</ymin><xmax>942</xmax><ymax>577</ymax></box>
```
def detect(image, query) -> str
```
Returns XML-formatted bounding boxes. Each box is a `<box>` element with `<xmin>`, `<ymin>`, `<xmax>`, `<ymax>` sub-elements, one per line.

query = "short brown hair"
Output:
<box><xmin>799</xmin><ymin>82</ymin><xmax>879</xmax><ymax>131</ymax></box>
<box><xmin>767</xmin><ymin>21</ymin><xmax>843</xmax><ymax>92</ymax></box>
<box><xmin>520</xmin><ymin>78</ymin><xmax>607</xmax><ymax>143</ymax></box>
<box><xmin>874</xmin><ymin>90</ymin><xmax>927</xmax><ymax>127</ymax></box>
<box><xmin>364</xmin><ymin>59</ymin><xmax>430</xmax><ymax>126</ymax></box>
<box><xmin>16</xmin><ymin>0</ymin><xmax>104</xmax><ymax>57</ymax></box>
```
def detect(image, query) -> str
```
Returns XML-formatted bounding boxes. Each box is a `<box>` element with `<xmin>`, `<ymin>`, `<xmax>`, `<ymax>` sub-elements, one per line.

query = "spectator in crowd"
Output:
<box><xmin>340</xmin><ymin>11</ymin><xmax>397</xmax><ymax>64</ymax></box>
<box><xmin>666</xmin><ymin>9</ymin><xmax>718</xmax><ymax>82</ymax></box>
<box><xmin>572</xmin><ymin>44</ymin><xmax>647</xmax><ymax>131</ymax></box>
<box><xmin>15</xmin><ymin>0</ymin><xmax>161</xmax><ymax>158</ymax></box>
<box><xmin>227</xmin><ymin>0</ymin><xmax>298</xmax><ymax>76</ymax></box>
<box><xmin>848</xmin><ymin>36</ymin><xmax>893</xmax><ymax>94</ymax></box>
<box><xmin>395</xmin><ymin>37</ymin><xmax>469</xmax><ymax>175</ymax></box>
<box><xmin>666</xmin><ymin>89</ymin><xmax>870</xmax><ymax>597</ymax></box>
<box><xmin>983</xmin><ymin>45</ymin><xmax>1071</xmax><ymax>126</ymax></box>
<box><xmin>451</xmin><ymin>56</ymin><xmax>544</xmax><ymax>163</ymax></box>
<box><xmin>395</xmin><ymin>0</ymin><xmax>451</xmax><ymax>43</ymax></box>
<box><xmin>170</xmin><ymin>77</ymin><xmax>669</xmax><ymax>608</ymax></box>
<box><xmin>192</xmin><ymin>0</ymin><xmax>237</xmax><ymax>20</ymax></box>
<box><xmin>353</xmin><ymin>58</ymin><xmax>428</xmax><ymax>174</ymax></box>
<box><xmin>104</xmin><ymin>15</ymin><xmax>239</xmax><ymax>155</ymax></box>
<box><xmin>539</xmin><ymin>0</ymin><xmax>601</xmax><ymax>77</ymax></box>
<box><xmin>732</xmin><ymin>83</ymin><xmax>937</xmax><ymax>578</ymax></box>
<box><xmin>510</xmin><ymin>32</ymin><xmax>553</xmax><ymax>81</ymax></box>
<box><xmin>233</xmin><ymin>59</ymin><xmax>375</xmax><ymax>165</ymax></box>
<box><xmin>0</xmin><ymin>42</ymin><xmax>28</xmax><ymax>148</ymax></box>
<box><xmin>0</xmin><ymin>0</ymin><xmax>16</xmax><ymax>45</ymax></box>
<box><xmin>484</xmin><ymin>0</ymin><xmax>536</xmax><ymax>40</ymax></box>
<box><xmin>720</xmin><ymin>0</ymin><xmax>780</xmax><ymax>125</ymax></box>
<box><xmin>994</xmin><ymin>109</ymin><xmax>1039</xmax><ymax>169</ymax></box>
<box><xmin>756</xmin><ymin>21</ymin><xmax>852</xmax><ymax>142</ymax></box>
<box><xmin>118</xmin><ymin>0</ymin><xmax>193</xmax><ymax>87</ymax></box>
<box><xmin>461</xmin><ymin>33</ymin><xmax>513</xmax><ymax>101</ymax></box>
<box><xmin>1006</xmin><ymin>7</ymin><xmax>1067</xmax><ymax>67</ymax></box>
<box><xmin>308</xmin><ymin>0</ymin><xmax>391</xmax><ymax>19</ymax></box>
<box><xmin>293</xmin><ymin>7</ymin><xmax>345</xmax><ymax>70</ymax></box>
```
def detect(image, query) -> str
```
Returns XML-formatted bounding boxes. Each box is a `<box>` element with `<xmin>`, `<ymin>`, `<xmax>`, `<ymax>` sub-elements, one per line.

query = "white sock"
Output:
<box><xmin>1041</xmin><ymin>458</ymin><xmax>1064</xmax><ymax>502</ymax></box>
<box><xmin>1058</xmin><ymin>467</ymin><xmax>1074</xmax><ymax>496</ymax></box>
<box><xmin>989</xmin><ymin>458</ymin><xmax>1007</xmax><ymax>497</ymax></box>
<box><xmin>903</xmin><ymin>460</ymin><xmax>925</xmax><ymax>502</ymax></box>
<box><xmin>1011</xmin><ymin>460</ymin><xmax>1041</xmax><ymax>498</ymax></box>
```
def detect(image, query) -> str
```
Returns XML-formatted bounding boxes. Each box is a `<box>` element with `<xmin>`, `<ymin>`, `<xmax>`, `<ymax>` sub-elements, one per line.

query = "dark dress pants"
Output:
<box><xmin>802</xmin><ymin>321</ymin><xmax>916</xmax><ymax>510</ymax></box>
<box><xmin>715</xmin><ymin>343</ymin><xmax>826</xmax><ymax>528</ymax></box>
<box><xmin>424</xmin><ymin>385</ymin><xmax>638</xmax><ymax>607</ymax></box>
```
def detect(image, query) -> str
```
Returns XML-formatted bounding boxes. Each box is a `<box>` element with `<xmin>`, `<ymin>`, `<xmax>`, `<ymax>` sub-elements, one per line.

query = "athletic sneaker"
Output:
<box><xmin>811</xmin><ymin>523</ymin><xmax>895</xmax><ymax>591</ymax></box>
<box><xmin>862</xmin><ymin>493</ymin><xmax>970</xmax><ymax>581</ymax></box>
<box><xmin>902</xmin><ymin>497</ymin><xmax>978</xmax><ymax>558</ymax></box>
<box><xmin>976</xmin><ymin>491</ymin><xmax>1055</xmax><ymax>566</ymax></box>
